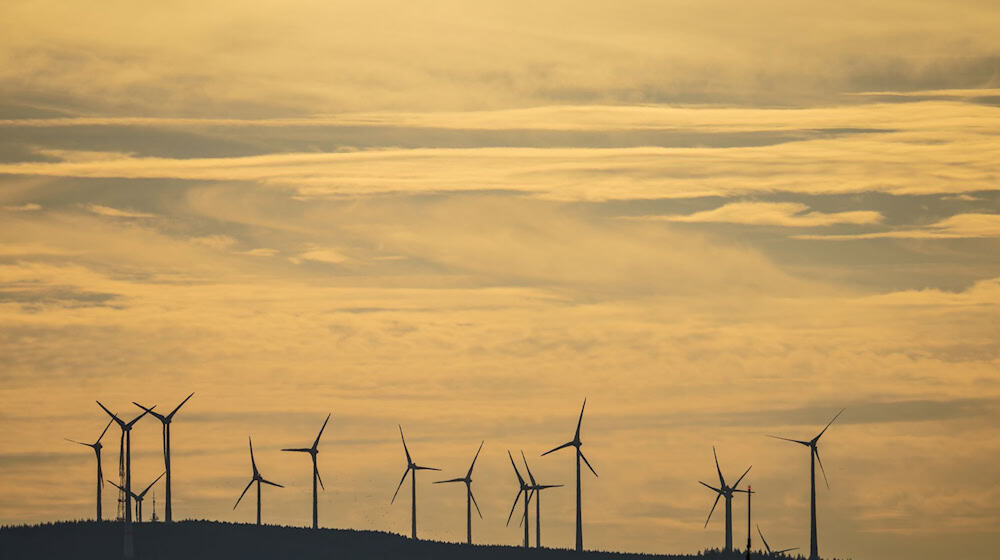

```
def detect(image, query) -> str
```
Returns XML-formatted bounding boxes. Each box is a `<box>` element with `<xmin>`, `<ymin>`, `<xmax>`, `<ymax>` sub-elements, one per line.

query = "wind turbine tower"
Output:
<box><xmin>133</xmin><ymin>392</ymin><xmax>194</xmax><ymax>523</ymax></box>
<box><xmin>65</xmin><ymin>418</ymin><xmax>114</xmax><ymax>521</ymax></box>
<box><xmin>282</xmin><ymin>413</ymin><xmax>332</xmax><ymax>529</ymax></box>
<box><xmin>434</xmin><ymin>440</ymin><xmax>485</xmax><ymax>544</ymax></box>
<box><xmin>542</xmin><ymin>398</ymin><xmax>598</xmax><ymax>552</ymax></box>
<box><xmin>234</xmin><ymin>436</ymin><xmax>284</xmax><ymax>525</ymax></box>
<box><xmin>391</xmin><ymin>426</ymin><xmax>439</xmax><ymax>540</ymax></box>
<box><xmin>521</xmin><ymin>450</ymin><xmax>562</xmax><ymax>548</ymax></box>
<box><xmin>769</xmin><ymin>408</ymin><xmax>844</xmax><ymax>560</ymax></box>
<box><xmin>698</xmin><ymin>446</ymin><xmax>751</xmax><ymax>553</ymax></box>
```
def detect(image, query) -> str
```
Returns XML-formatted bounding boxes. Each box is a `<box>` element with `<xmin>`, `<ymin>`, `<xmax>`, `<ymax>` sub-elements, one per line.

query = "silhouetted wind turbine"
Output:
<box><xmin>234</xmin><ymin>436</ymin><xmax>283</xmax><ymax>526</ymax></box>
<box><xmin>768</xmin><ymin>408</ymin><xmax>845</xmax><ymax>560</ymax></box>
<box><xmin>109</xmin><ymin>472</ymin><xmax>164</xmax><ymax>522</ymax></box>
<box><xmin>133</xmin><ymin>392</ymin><xmax>194</xmax><ymax>523</ymax></box>
<box><xmin>758</xmin><ymin>524</ymin><xmax>799</xmax><ymax>556</ymax></box>
<box><xmin>541</xmin><ymin>398</ymin><xmax>598</xmax><ymax>551</ymax></box>
<box><xmin>521</xmin><ymin>450</ymin><xmax>563</xmax><ymax>548</ymax></box>
<box><xmin>434</xmin><ymin>440</ymin><xmax>484</xmax><ymax>544</ymax></box>
<box><xmin>506</xmin><ymin>450</ymin><xmax>533</xmax><ymax>548</ymax></box>
<box><xmin>699</xmin><ymin>446</ymin><xmax>751</xmax><ymax>553</ymax></box>
<box><xmin>65</xmin><ymin>417</ymin><xmax>114</xmax><ymax>521</ymax></box>
<box><xmin>282</xmin><ymin>413</ymin><xmax>332</xmax><ymax>529</ymax></box>
<box><xmin>96</xmin><ymin>402</ymin><xmax>151</xmax><ymax>560</ymax></box>
<box><xmin>391</xmin><ymin>426</ymin><xmax>439</xmax><ymax>540</ymax></box>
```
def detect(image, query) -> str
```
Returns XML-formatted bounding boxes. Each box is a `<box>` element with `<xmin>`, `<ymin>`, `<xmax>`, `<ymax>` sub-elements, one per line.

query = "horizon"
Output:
<box><xmin>1</xmin><ymin>2</ymin><xmax>999</xmax><ymax>560</ymax></box>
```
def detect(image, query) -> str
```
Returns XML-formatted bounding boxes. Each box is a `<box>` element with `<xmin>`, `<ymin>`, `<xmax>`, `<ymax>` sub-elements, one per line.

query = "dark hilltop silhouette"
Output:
<box><xmin>0</xmin><ymin>520</ymin><xmax>842</xmax><ymax>560</ymax></box>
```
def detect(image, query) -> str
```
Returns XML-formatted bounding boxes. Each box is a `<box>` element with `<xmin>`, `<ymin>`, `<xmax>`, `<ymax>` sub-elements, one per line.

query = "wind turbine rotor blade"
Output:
<box><xmin>733</xmin><ymin>465</ymin><xmax>752</xmax><ymax>489</ymax></box>
<box><xmin>434</xmin><ymin>478</ymin><xmax>465</xmax><ymax>484</ymax></box>
<box><xmin>505</xmin><ymin>488</ymin><xmax>524</xmax><ymax>526</ymax></box>
<box><xmin>313</xmin><ymin>413</ymin><xmax>332</xmax><ymax>449</ymax></box>
<box><xmin>699</xmin><ymin>481</ymin><xmax>723</xmax><ymax>494</ymax></box>
<box><xmin>97</xmin><ymin>417</ymin><xmax>114</xmax><ymax>442</ymax></box>
<box><xmin>260</xmin><ymin>478</ymin><xmax>283</xmax><ymax>488</ymax></box>
<box><xmin>398</xmin><ymin>425</ymin><xmax>412</xmax><ymax>465</ymax></box>
<box><xmin>391</xmin><ymin>467</ymin><xmax>410</xmax><ymax>504</ymax></box>
<box><xmin>712</xmin><ymin>446</ymin><xmax>726</xmax><ymax>488</ymax></box>
<box><xmin>168</xmin><ymin>392</ymin><xmax>195</xmax><ymax>419</ymax></box>
<box><xmin>125</xmin><ymin>407</ymin><xmax>152</xmax><ymax>428</ymax></box>
<box><xmin>95</xmin><ymin>401</ymin><xmax>124</xmax><ymax>426</ymax></box>
<box><xmin>520</xmin><ymin>450</ymin><xmax>537</xmax><ymax>486</ymax></box>
<box><xmin>108</xmin><ymin>480</ymin><xmax>124</xmax><ymax>492</ymax></box>
<box><xmin>541</xmin><ymin>441</ymin><xmax>574</xmax><ymax>456</ymax></box>
<box><xmin>777</xmin><ymin>547</ymin><xmax>800</xmax><ymax>554</ymax></box>
<box><xmin>234</xmin><ymin>479</ymin><xmax>254</xmax><ymax>509</ymax></box>
<box><xmin>767</xmin><ymin>434</ymin><xmax>811</xmax><ymax>446</ymax></box>
<box><xmin>508</xmin><ymin>450</ymin><xmax>525</xmax><ymax>484</ymax></box>
<box><xmin>249</xmin><ymin>437</ymin><xmax>258</xmax><ymax>473</ymax></box>
<box><xmin>282</xmin><ymin>448</ymin><xmax>312</xmax><ymax>453</ymax></box>
<box><xmin>470</xmin><ymin>488</ymin><xmax>483</xmax><ymax>519</ymax></box>
<box><xmin>814</xmin><ymin>447</ymin><xmax>830</xmax><ymax>489</ymax></box>
<box><xmin>65</xmin><ymin>438</ymin><xmax>90</xmax><ymax>447</ymax></box>
<box><xmin>141</xmin><ymin>471</ymin><xmax>166</xmax><ymax>496</ymax></box>
<box><xmin>467</xmin><ymin>440</ymin><xmax>484</xmax><ymax>478</ymax></box>
<box><xmin>757</xmin><ymin>524</ymin><xmax>771</xmax><ymax>553</ymax></box>
<box><xmin>575</xmin><ymin>398</ymin><xmax>587</xmax><ymax>440</ymax></box>
<box><xmin>539</xmin><ymin>484</ymin><xmax>564</xmax><ymax>489</ymax></box>
<box><xmin>132</xmin><ymin>402</ymin><xmax>165</xmax><ymax>422</ymax></box>
<box><xmin>704</xmin><ymin>492</ymin><xmax>722</xmax><ymax>528</ymax></box>
<box><xmin>315</xmin><ymin>466</ymin><xmax>325</xmax><ymax>491</ymax></box>
<box><xmin>414</xmin><ymin>465</ymin><xmax>439</xmax><ymax>471</ymax></box>
<box><xmin>815</xmin><ymin>408</ymin><xmax>846</xmax><ymax>442</ymax></box>
<box><xmin>579</xmin><ymin>449</ymin><xmax>598</xmax><ymax>477</ymax></box>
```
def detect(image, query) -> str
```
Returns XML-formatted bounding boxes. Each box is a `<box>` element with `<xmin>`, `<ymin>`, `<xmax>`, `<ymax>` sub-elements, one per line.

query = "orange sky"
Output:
<box><xmin>1</xmin><ymin>2</ymin><xmax>999</xmax><ymax>559</ymax></box>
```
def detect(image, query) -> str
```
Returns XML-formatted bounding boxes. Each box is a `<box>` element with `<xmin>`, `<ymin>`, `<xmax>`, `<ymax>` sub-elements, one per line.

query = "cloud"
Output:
<box><xmin>3</xmin><ymin>203</ymin><xmax>41</xmax><ymax>211</ymax></box>
<box><xmin>289</xmin><ymin>247</ymin><xmax>349</xmax><ymax>265</ymax></box>
<box><xmin>83</xmin><ymin>203</ymin><xmax>155</xmax><ymax>219</ymax></box>
<box><xmin>239</xmin><ymin>248</ymin><xmax>279</xmax><ymax>257</ymax></box>
<box><xmin>190</xmin><ymin>234</ymin><xmax>238</xmax><ymax>251</ymax></box>
<box><xmin>642</xmin><ymin>202</ymin><xmax>883</xmax><ymax>227</ymax></box>
<box><xmin>799</xmin><ymin>213</ymin><xmax>1000</xmax><ymax>239</ymax></box>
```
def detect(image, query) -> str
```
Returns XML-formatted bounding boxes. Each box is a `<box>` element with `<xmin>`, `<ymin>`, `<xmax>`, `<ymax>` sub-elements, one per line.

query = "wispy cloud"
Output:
<box><xmin>639</xmin><ymin>202</ymin><xmax>883</xmax><ymax>227</ymax></box>
<box><xmin>799</xmin><ymin>213</ymin><xmax>1000</xmax><ymax>239</ymax></box>
<box><xmin>83</xmin><ymin>203</ymin><xmax>155</xmax><ymax>219</ymax></box>
<box><xmin>3</xmin><ymin>203</ymin><xmax>41</xmax><ymax>212</ymax></box>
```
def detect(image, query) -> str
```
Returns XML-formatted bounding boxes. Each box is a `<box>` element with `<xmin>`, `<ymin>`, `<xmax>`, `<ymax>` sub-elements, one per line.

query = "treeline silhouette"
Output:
<box><xmin>0</xmin><ymin>520</ymin><xmax>849</xmax><ymax>560</ymax></box>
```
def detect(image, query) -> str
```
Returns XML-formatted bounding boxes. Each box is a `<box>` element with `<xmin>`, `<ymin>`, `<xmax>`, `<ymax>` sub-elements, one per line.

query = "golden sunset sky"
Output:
<box><xmin>1</xmin><ymin>2</ymin><xmax>999</xmax><ymax>559</ymax></box>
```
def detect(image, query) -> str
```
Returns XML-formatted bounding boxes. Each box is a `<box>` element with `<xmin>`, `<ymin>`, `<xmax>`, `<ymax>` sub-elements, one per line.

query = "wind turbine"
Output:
<box><xmin>109</xmin><ymin>472</ymin><xmax>165</xmax><ymax>522</ymax></box>
<box><xmin>234</xmin><ymin>436</ymin><xmax>284</xmax><ymax>526</ymax></box>
<box><xmin>699</xmin><ymin>446</ymin><xmax>751</xmax><ymax>553</ymax></box>
<box><xmin>521</xmin><ymin>450</ymin><xmax>563</xmax><ymax>548</ymax></box>
<box><xmin>282</xmin><ymin>413</ymin><xmax>332</xmax><ymax>529</ymax></box>
<box><xmin>434</xmin><ymin>440</ymin><xmax>484</xmax><ymax>544</ymax></box>
<box><xmin>768</xmin><ymin>408</ymin><xmax>845</xmax><ymax>560</ymax></box>
<box><xmin>133</xmin><ymin>392</ymin><xmax>194</xmax><ymax>523</ymax></box>
<box><xmin>541</xmin><ymin>398</ymin><xmax>598</xmax><ymax>552</ymax></box>
<box><xmin>758</xmin><ymin>524</ymin><xmax>799</xmax><ymax>556</ymax></box>
<box><xmin>96</xmin><ymin>401</ymin><xmax>152</xmax><ymax>560</ymax></box>
<box><xmin>505</xmin><ymin>450</ymin><xmax>533</xmax><ymax>549</ymax></box>
<box><xmin>65</xmin><ymin>417</ymin><xmax>114</xmax><ymax>521</ymax></box>
<box><xmin>390</xmin><ymin>426</ymin><xmax>439</xmax><ymax>540</ymax></box>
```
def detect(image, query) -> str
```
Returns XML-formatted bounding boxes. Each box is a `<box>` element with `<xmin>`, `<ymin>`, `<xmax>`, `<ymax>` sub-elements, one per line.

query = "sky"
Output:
<box><xmin>1</xmin><ymin>1</ymin><xmax>999</xmax><ymax>559</ymax></box>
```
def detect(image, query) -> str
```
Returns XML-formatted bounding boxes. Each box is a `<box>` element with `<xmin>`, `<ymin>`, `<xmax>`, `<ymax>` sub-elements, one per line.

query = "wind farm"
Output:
<box><xmin>30</xmin><ymin>396</ymin><xmax>862</xmax><ymax>559</ymax></box>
